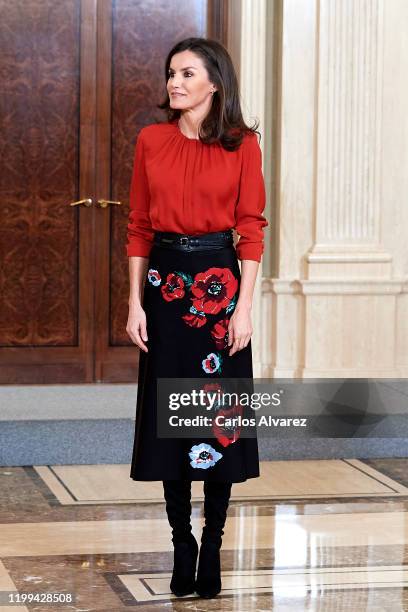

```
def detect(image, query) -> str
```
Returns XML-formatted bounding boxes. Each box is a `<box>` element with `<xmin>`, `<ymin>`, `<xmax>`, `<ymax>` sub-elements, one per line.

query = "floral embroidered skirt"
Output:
<box><xmin>129</xmin><ymin>240</ymin><xmax>260</xmax><ymax>483</ymax></box>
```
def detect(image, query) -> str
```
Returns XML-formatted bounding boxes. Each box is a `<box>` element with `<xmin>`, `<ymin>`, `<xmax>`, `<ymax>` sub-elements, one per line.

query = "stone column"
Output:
<box><xmin>228</xmin><ymin>0</ymin><xmax>268</xmax><ymax>377</ymax></box>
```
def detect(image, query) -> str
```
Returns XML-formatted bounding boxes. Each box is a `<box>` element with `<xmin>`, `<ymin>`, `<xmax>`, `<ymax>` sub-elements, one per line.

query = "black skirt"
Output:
<box><xmin>130</xmin><ymin>230</ymin><xmax>260</xmax><ymax>483</ymax></box>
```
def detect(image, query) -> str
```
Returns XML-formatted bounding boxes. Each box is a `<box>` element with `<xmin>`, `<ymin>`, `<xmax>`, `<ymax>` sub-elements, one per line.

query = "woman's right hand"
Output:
<box><xmin>126</xmin><ymin>303</ymin><xmax>149</xmax><ymax>352</ymax></box>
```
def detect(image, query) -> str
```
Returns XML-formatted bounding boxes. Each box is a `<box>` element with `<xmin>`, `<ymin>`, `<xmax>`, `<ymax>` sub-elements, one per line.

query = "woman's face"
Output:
<box><xmin>167</xmin><ymin>50</ymin><xmax>216</xmax><ymax>112</ymax></box>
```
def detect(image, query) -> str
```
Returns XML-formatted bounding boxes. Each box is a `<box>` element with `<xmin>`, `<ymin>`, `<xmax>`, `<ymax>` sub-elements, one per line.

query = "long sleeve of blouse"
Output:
<box><xmin>126</xmin><ymin>121</ymin><xmax>268</xmax><ymax>262</ymax></box>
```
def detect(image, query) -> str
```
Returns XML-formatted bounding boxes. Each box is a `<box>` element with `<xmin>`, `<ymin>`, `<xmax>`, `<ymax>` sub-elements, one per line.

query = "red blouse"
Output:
<box><xmin>126</xmin><ymin>120</ymin><xmax>268</xmax><ymax>262</ymax></box>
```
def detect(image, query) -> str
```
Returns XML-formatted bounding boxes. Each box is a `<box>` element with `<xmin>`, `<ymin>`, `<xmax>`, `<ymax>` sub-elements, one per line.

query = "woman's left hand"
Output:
<box><xmin>227</xmin><ymin>303</ymin><xmax>253</xmax><ymax>356</ymax></box>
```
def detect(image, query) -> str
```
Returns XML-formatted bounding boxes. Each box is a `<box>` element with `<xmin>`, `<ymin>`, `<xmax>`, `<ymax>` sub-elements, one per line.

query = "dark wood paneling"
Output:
<box><xmin>208</xmin><ymin>0</ymin><xmax>229</xmax><ymax>45</ymax></box>
<box><xmin>0</xmin><ymin>0</ymin><xmax>96</xmax><ymax>382</ymax></box>
<box><xmin>0</xmin><ymin>1</ymin><xmax>80</xmax><ymax>346</ymax></box>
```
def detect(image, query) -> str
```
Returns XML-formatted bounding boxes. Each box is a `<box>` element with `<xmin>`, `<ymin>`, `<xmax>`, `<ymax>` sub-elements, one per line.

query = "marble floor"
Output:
<box><xmin>1</xmin><ymin>458</ymin><xmax>408</xmax><ymax>611</ymax></box>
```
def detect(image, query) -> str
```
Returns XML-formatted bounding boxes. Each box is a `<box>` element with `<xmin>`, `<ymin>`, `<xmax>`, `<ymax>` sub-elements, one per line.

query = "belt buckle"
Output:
<box><xmin>179</xmin><ymin>236</ymin><xmax>189</xmax><ymax>245</ymax></box>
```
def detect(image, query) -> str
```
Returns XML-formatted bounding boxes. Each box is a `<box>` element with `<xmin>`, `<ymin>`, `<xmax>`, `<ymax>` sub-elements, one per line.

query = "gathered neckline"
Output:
<box><xmin>172</xmin><ymin>119</ymin><xmax>200</xmax><ymax>142</ymax></box>
<box><xmin>167</xmin><ymin>119</ymin><xmax>224</xmax><ymax>148</ymax></box>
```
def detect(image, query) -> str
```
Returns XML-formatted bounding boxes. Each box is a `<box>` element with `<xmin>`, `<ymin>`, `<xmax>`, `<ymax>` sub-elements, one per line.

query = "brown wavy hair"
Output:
<box><xmin>157</xmin><ymin>37</ymin><xmax>261</xmax><ymax>151</ymax></box>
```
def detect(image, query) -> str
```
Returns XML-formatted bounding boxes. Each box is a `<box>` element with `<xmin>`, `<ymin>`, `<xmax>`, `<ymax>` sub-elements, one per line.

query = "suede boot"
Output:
<box><xmin>162</xmin><ymin>479</ymin><xmax>198</xmax><ymax>597</ymax></box>
<box><xmin>195</xmin><ymin>480</ymin><xmax>232</xmax><ymax>599</ymax></box>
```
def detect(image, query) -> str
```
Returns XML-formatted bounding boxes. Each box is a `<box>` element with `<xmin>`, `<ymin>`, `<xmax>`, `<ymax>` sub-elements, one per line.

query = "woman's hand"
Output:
<box><xmin>227</xmin><ymin>303</ymin><xmax>253</xmax><ymax>356</ymax></box>
<box><xmin>126</xmin><ymin>302</ymin><xmax>149</xmax><ymax>352</ymax></box>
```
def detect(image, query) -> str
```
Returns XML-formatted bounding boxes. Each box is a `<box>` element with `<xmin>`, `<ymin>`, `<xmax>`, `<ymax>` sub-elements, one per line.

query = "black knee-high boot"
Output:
<box><xmin>162</xmin><ymin>479</ymin><xmax>198</xmax><ymax>597</ymax></box>
<box><xmin>195</xmin><ymin>480</ymin><xmax>232</xmax><ymax>599</ymax></box>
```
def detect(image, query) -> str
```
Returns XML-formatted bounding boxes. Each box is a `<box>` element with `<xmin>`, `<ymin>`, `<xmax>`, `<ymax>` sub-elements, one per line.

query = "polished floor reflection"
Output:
<box><xmin>1</xmin><ymin>458</ymin><xmax>408</xmax><ymax>610</ymax></box>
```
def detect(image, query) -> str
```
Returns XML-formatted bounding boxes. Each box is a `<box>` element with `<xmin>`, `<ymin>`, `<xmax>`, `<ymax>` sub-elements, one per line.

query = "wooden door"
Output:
<box><xmin>0</xmin><ymin>0</ymin><xmax>227</xmax><ymax>383</ymax></box>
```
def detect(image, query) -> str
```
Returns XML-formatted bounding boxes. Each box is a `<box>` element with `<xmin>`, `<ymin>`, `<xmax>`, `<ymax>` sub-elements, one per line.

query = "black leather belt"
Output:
<box><xmin>153</xmin><ymin>229</ymin><xmax>234</xmax><ymax>251</ymax></box>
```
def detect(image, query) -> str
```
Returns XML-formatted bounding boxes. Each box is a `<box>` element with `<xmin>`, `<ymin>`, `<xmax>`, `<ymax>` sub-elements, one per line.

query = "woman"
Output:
<box><xmin>126</xmin><ymin>37</ymin><xmax>268</xmax><ymax>599</ymax></box>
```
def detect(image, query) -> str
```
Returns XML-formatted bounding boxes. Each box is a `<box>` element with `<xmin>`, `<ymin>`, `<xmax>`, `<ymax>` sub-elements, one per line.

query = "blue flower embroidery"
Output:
<box><xmin>189</xmin><ymin>443</ymin><xmax>223</xmax><ymax>469</ymax></box>
<box><xmin>202</xmin><ymin>351</ymin><xmax>223</xmax><ymax>374</ymax></box>
<box><xmin>147</xmin><ymin>268</ymin><xmax>161</xmax><ymax>286</ymax></box>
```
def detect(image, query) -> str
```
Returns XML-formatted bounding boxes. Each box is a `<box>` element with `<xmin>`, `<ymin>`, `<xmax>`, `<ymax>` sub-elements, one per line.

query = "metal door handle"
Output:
<box><xmin>70</xmin><ymin>198</ymin><xmax>93</xmax><ymax>207</ymax></box>
<box><xmin>97</xmin><ymin>199</ymin><xmax>122</xmax><ymax>208</ymax></box>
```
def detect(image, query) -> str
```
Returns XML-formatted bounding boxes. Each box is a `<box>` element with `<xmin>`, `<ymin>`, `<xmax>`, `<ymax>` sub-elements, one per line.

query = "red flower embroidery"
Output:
<box><xmin>161</xmin><ymin>272</ymin><xmax>185</xmax><ymax>302</ymax></box>
<box><xmin>203</xmin><ymin>382</ymin><xmax>223</xmax><ymax>394</ymax></box>
<box><xmin>202</xmin><ymin>382</ymin><xmax>223</xmax><ymax>410</ymax></box>
<box><xmin>190</xmin><ymin>267</ymin><xmax>238</xmax><ymax>315</ymax></box>
<box><xmin>182</xmin><ymin>310</ymin><xmax>207</xmax><ymax>328</ymax></box>
<box><xmin>212</xmin><ymin>402</ymin><xmax>244</xmax><ymax>447</ymax></box>
<box><xmin>211</xmin><ymin>317</ymin><xmax>230</xmax><ymax>350</ymax></box>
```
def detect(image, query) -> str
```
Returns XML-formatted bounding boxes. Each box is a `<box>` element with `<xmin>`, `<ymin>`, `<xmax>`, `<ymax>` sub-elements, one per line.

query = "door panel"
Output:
<box><xmin>0</xmin><ymin>0</ymin><xmax>95</xmax><ymax>383</ymax></box>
